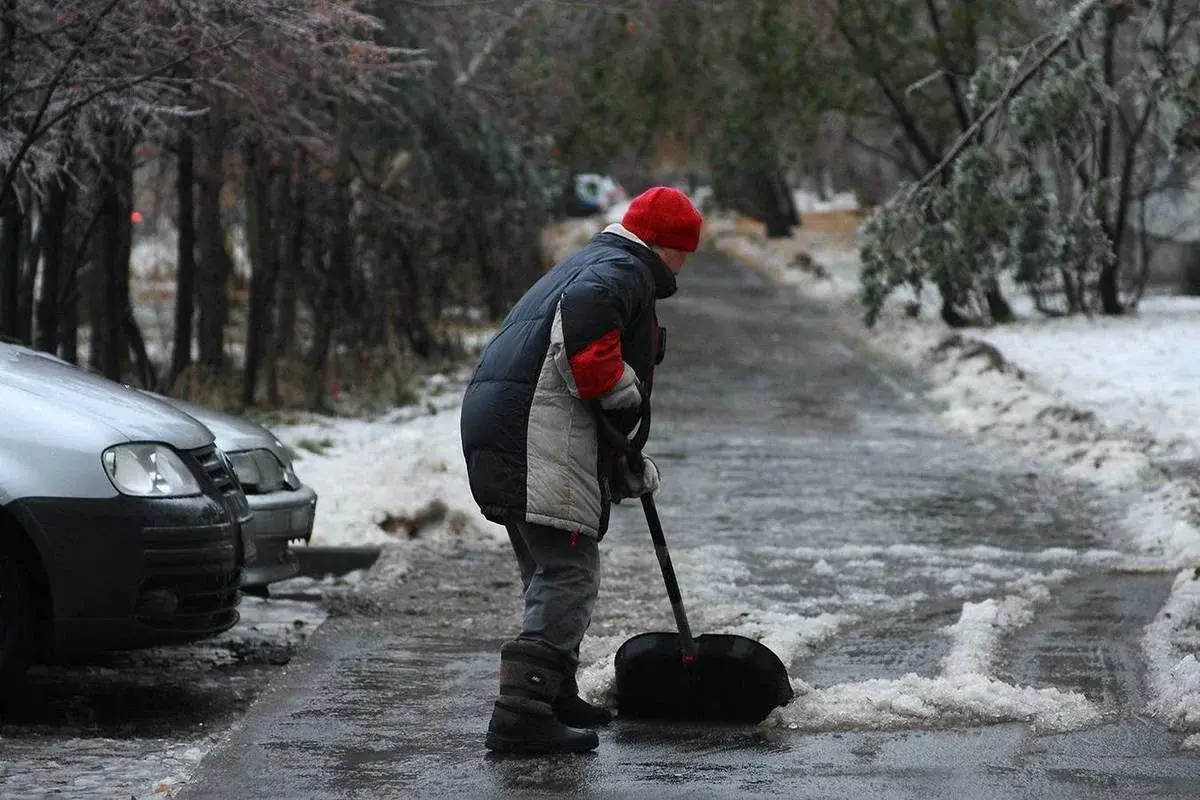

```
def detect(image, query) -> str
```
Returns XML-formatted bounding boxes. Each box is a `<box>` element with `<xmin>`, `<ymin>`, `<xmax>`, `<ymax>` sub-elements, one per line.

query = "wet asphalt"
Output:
<box><xmin>180</xmin><ymin>250</ymin><xmax>1197</xmax><ymax>799</ymax></box>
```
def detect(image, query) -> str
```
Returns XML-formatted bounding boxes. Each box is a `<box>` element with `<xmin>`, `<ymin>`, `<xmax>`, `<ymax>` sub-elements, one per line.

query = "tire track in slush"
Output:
<box><xmin>995</xmin><ymin>573</ymin><xmax>1172</xmax><ymax>712</ymax></box>
<box><xmin>795</xmin><ymin>571</ymin><xmax>1173</xmax><ymax>730</ymax></box>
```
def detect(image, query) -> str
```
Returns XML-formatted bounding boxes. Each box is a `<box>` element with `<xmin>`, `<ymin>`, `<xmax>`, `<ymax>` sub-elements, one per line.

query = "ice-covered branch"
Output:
<box><xmin>912</xmin><ymin>0</ymin><xmax>1111</xmax><ymax>197</ymax></box>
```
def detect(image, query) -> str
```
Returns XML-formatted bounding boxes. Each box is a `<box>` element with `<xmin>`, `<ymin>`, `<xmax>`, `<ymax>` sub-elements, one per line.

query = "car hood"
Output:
<box><xmin>0</xmin><ymin>343</ymin><xmax>214</xmax><ymax>450</ymax></box>
<box><xmin>149</xmin><ymin>393</ymin><xmax>290</xmax><ymax>461</ymax></box>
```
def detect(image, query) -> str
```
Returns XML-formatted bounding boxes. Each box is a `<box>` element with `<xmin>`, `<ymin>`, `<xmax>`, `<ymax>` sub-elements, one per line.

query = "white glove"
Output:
<box><xmin>619</xmin><ymin>454</ymin><xmax>660</xmax><ymax>498</ymax></box>
<box><xmin>599</xmin><ymin>364</ymin><xmax>642</xmax><ymax>410</ymax></box>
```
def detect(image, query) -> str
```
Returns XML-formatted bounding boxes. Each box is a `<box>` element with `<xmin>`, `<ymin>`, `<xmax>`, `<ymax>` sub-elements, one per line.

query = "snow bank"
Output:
<box><xmin>1144</xmin><ymin>569</ymin><xmax>1200</xmax><ymax>743</ymax></box>
<box><xmin>273</xmin><ymin>376</ymin><xmax>504</xmax><ymax>555</ymax></box>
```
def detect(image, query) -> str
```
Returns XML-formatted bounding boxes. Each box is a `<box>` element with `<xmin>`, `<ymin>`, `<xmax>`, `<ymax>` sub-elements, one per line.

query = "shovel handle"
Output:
<box><xmin>639</xmin><ymin>493</ymin><xmax>698</xmax><ymax>661</ymax></box>
<box><xmin>592</xmin><ymin>399</ymin><xmax>698</xmax><ymax>662</ymax></box>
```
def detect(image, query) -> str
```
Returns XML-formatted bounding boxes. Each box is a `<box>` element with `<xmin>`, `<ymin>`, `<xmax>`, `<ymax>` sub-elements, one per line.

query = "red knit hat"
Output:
<box><xmin>621</xmin><ymin>186</ymin><xmax>704</xmax><ymax>253</ymax></box>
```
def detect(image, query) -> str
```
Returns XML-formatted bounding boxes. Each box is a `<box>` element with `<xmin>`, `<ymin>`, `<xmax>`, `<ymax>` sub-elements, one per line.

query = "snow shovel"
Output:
<box><xmin>594</xmin><ymin>401</ymin><xmax>794</xmax><ymax>724</ymax></box>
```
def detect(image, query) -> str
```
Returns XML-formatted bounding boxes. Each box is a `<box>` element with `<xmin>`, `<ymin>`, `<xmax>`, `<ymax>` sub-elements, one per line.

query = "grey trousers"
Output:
<box><xmin>505</xmin><ymin>521</ymin><xmax>600</xmax><ymax>664</ymax></box>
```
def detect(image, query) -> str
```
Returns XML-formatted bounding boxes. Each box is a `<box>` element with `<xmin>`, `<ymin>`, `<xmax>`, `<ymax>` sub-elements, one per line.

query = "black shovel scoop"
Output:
<box><xmin>594</xmin><ymin>401</ymin><xmax>794</xmax><ymax>724</ymax></box>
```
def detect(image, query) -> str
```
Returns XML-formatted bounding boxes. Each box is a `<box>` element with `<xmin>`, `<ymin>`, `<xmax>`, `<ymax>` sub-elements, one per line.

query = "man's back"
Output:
<box><xmin>460</xmin><ymin>230</ymin><xmax>661</xmax><ymax>535</ymax></box>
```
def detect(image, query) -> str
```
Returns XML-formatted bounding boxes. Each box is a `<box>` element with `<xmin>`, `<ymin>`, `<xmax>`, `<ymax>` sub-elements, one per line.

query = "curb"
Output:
<box><xmin>294</xmin><ymin>545</ymin><xmax>382</xmax><ymax>579</ymax></box>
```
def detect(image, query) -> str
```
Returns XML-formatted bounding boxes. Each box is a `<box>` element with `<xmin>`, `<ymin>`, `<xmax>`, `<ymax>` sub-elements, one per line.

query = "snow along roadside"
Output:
<box><xmin>709</xmin><ymin>218</ymin><xmax>1200</xmax><ymax>745</ymax></box>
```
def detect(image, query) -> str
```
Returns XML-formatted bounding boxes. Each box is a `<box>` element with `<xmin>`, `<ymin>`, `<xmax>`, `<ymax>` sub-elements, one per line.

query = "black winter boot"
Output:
<box><xmin>485</xmin><ymin>639</ymin><xmax>599</xmax><ymax>754</ymax></box>
<box><xmin>554</xmin><ymin>673</ymin><xmax>612</xmax><ymax>728</ymax></box>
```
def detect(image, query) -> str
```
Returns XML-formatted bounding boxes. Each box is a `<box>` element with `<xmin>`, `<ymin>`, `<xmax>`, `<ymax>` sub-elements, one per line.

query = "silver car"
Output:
<box><xmin>0</xmin><ymin>342</ymin><xmax>251</xmax><ymax>677</ymax></box>
<box><xmin>152</xmin><ymin>396</ymin><xmax>318</xmax><ymax>592</ymax></box>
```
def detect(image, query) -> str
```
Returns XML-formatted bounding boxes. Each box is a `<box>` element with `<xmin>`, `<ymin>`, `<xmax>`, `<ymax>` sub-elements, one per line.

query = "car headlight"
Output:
<box><xmin>272</xmin><ymin>438</ymin><xmax>302</xmax><ymax>490</ymax></box>
<box><xmin>102</xmin><ymin>444</ymin><xmax>201</xmax><ymax>497</ymax></box>
<box><xmin>228</xmin><ymin>449</ymin><xmax>290</xmax><ymax>494</ymax></box>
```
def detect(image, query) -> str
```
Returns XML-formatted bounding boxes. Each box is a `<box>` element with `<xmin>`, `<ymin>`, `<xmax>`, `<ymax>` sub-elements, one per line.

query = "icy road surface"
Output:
<box><xmin>176</xmin><ymin>251</ymin><xmax>1199</xmax><ymax>798</ymax></box>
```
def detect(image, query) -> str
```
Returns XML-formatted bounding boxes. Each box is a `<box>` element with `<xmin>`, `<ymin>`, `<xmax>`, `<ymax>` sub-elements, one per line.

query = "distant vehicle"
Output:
<box><xmin>153</xmin><ymin>396</ymin><xmax>317</xmax><ymax>593</ymax></box>
<box><xmin>565</xmin><ymin>173</ymin><xmax>627</xmax><ymax>218</ymax></box>
<box><xmin>0</xmin><ymin>341</ymin><xmax>251</xmax><ymax>678</ymax></box>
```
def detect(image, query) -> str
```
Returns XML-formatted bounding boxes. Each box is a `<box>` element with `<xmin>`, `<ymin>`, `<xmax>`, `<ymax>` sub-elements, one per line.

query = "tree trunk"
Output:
<box><xmin>124</xmin><ymin>310</ymin><xmax>157</xmax><ymax>389</ymax></box>
<box><xmin>1097</xmin><ymin>220</ymin><xmax>1124</xmax><ymax>315</ymax></box>
<box><xmin>195</xmin><ymin>116</ymin><xmax>232</xmax><ymax>369</ymax></box>
<box><xmin>94</xmin><ymin>167</ymin><xmax>123</xmax><ymax>379</ymax></box>
<box><xmin>241</xmin><ymin>141</ymin><xmax>281</xmax><ymax>407</ymax></box>
<box><xmin>61</xmin><ymin>185</ymin><xmax>103</xmax><ymax>365</ymax></box>
<box><xmin>0</xmin><ymin>0</ymin><xmax>22</xmax><ymax>332</ymax></box>
<box><xmin>273</xmin><ymin>165</ymin><xmax>304</xmax><ymax>361</ymax></box>
<box><xmin>471</xmin><ymin>217</ymin><xmax>509</xmax><ymax>322</ymax></box>
<box><xmin>37</xmin><ymin>178</ymin><xmax>70</xmax><ymax>354</ymax></box>
<box><xmin>1061</xmin><ymin>268</ymin><xmax>1081</xmax><ymax>314</ymax></box>
<box><xmin>93</xmin><ymin>134</ymin><xmax>135</xmax><ymax>381</ymax></box>
<box><xmin>305</xmin><ymin>231</ymin><xmax>337</xmax><ymax>411</ymax></box>
<box><xmin>1096</xmin><ymin>11</ymin><xmax>1124</xmax><ymax>316</ymax></box>
<box><xmin>306</xmin><ymin>145</ymin><xmax>352</xmax><ymax>411</ymax></box>
<box><xmin>16</xmin><ymin>197</ymin><xmax>37</xmax><ymax>342</ymax></box>
<box><xmin>937</xmin><ymin>287</ymin><xmax>972</xmax><ymax>327</ymax></box>
<box><xmin>984</xmin><ymin>279</ymin><xmax>1014</xmax><ymax>323</ymax></box>
<box><xmin>171</xmin><ymin>130</ymin><xmax>197</xmax><ymax>384</ymax></box>
<box><xmin>87</xmin><ymin>253</ymin><xmax>102</xmax><ymax>372</ymax></box>
<box><xmin>0</xmin><ymin>197</ymin><xmax>22</xmax><ymax>338</ymax></box>
<box><xmin>398</xmin><ymin>241</ymin><xmax>434</xmax><ymax>359</ymax></box>
<box><xmin>763</xmin><ymin>171</ymin><xmax>800</xmax><ymax>239</ymax></box>
<box><xmin>60</xmin><ymin>288</ymin><xmax>79</xmax><ymax>363</ymax></box>
<box><xmin>265</xmin><ymin>158</ymin><xmax>296</xmax><ymax>406</ymax></box>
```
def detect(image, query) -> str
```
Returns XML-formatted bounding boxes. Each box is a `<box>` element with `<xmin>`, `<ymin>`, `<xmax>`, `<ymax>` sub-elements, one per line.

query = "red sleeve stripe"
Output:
<box><xmin>568</xmin><ymin>328</ymin><xmax>624</xmax><ymax>399</ymax></box>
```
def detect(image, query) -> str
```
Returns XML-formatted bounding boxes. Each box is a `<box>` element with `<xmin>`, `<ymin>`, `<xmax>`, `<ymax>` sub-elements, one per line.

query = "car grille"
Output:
<box><xmin>191</xmin><ymin>444</ymin><xmax>250</xmax><ymax>517</ymax></box>
<box><xmin>142</xmin><ymin>523</ymin><xmax>237</xmax><ymax>574</ymax></box>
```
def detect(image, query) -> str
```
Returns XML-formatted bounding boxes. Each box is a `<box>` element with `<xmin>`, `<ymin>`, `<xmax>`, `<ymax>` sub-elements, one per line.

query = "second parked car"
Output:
<box><xmin>152</xmin><ymin>396</ymin><xmax>318</xmax><ymax>593</ymax></box>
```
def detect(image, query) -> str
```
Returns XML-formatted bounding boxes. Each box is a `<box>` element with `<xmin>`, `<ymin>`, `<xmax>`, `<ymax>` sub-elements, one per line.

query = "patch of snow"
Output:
<box><xmin>778</xmin><ymin>672</ymin><xmax>1101</xmax><ymax>734</ymax></box>
<box><xmin>793</xmin><ymin>189</ymin><xmax>860</xmax><ymax>214</ymax></box>
<box><xmin>274</xmin><ymin>378</ymin><xmax>504</xmax><ymax>550</ymax></box>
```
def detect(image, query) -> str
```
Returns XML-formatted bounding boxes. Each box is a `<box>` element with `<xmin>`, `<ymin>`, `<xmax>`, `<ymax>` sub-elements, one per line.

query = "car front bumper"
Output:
<box><xmin>9</xmin><ymin>492</ymin><xmax>249</xmax><ymax>658</ymax></box>
<box><xmin>241</xmin><ymin>484</ymin><xmax>317</xmax><ymax>588</ymax></box>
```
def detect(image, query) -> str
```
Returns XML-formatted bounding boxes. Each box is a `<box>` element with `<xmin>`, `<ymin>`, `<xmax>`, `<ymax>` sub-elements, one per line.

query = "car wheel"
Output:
<box><xmin>0</xmin><ymin>540</ymin><xmax>35</xmax><ymax>680</ymax></box>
